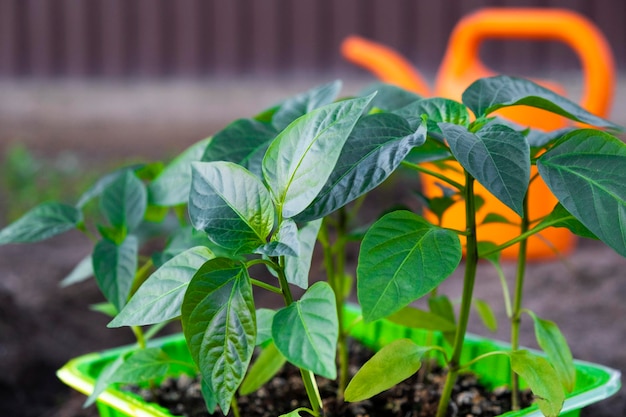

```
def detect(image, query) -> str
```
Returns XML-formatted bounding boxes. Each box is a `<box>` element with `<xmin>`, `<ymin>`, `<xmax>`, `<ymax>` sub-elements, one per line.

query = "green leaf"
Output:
<box><xmin>201</xmin><ymin>119</ymin><xmax>277</xmax><ymax>178</ymax></box>
<box><xmin>109</xmin><ymin>246</ymin><xmax>215</xmax><ymax>327</ymax></box>
<box><xmin>510</xmin><ymin>350</ymin><xmax>565</xmax><ymax>417</ymax></box>
<box><xmin>201</xmin><ymin>379</ymin><xmax>218</xmax><ymax>414</ymax></box>
<box><xmin>345</xmin><ymin>339</ymin><xmax>428</xmax><ymax>402</ymax></box>
<box><xmin>149</xmin><ymin>138</ymin><xmax>211</xmax><ymax>206</ymax></box>
<box><xmin>357</xmin><ymin>211</ymin><xmax>461</xmax><ymax>322</ymax></box>
<box><xmin>76</xmin><ymin>165</ymin><xmax>141</xmax><ymax>209</ymax></box>
<box><xmin>395</xmin><ymin>97</ymin><xmax>470</xmax><ymax>132</ymax></box>
<box><xmin>154</xmin><ymin>226</ymin><xmax>216</xmax><ymax>267</ymax></box>
<box><xmin>462</xmin><ymin>75</ymin><xmax>620</xmax><ymax>129</ymax></box>
<box><xmin>255</xmin><ymin>219</ymin><xmax>299</xmax><ymax>257</ymax></box>
<box><xmin>255</xmin><ymin>308</ymin><xmax>276</xmax><ymax>345</ymax></box>
<box><xmin>239</xmin><ymin>342</ymin><xmax>286</xmax><ymax>395</ymax></box>
<box><xmin>189</xmin><ymin>161</ymin><xmax>275</xmax><ymax>255</ymax></box>
<box><xmin>358</xmin><ymin>82</ymin><xmax>422</xmax><ymax>112</ymax></box>
<box><xmin>527</xmin><ymin>311</ymin><xmax>576</xmax><ymax>392</ymax></box>
<box><xmin>92</xmin><ymin>235</ymin><xmax>138</xmax><ymax>311</ymax></box>
<box><xmin>100</xmin><ymin>171</ymin><xmax>147</xmax><ymax>231</ymax></box>
<box><xmin>284</xmin><ymin>219</ymin><xmax>322</xmax><ymax>289</ymax></box>
<box><xmin>429</xmin><ymin>294</ymin><xmax>457</xmax><ymax>345</ymax></box>
<box><xmin>263</xmin><ymin>94</ymin><xmax>374</xmax><ymax>218</ymax></box>
<box><xmin>0</xmin><ymin>202</ymin><xmax>82</xmax><ymax>244</ymax></box>
<box><xmin>181</xmin><ymin>258</ymin><xmax>256</xmax><ymax>414</ymax></box>
<box><xmin>473</xmin><ymin>299</ymin><xmax>497</xmax><ymax>332</ymax></box>
<box><xmin>89</xmin><ymin>302</ymin><xmax>118</xmax><ymax>317</ymax></box>
<box><xmin>538</xmin><ymin>203</ymin><xmax>597</xmax><ymax>240</ymax></box>
<box><xmin>482</xmin><ymin>212</ymin><xmax>515</xmax><ymax>225</ymax></box>
<box><xmin>537</xmin><ymin>129</ymin><xmax>626</xmax><ymax>256</ymax></box>
<box><xmin>272</xmin><ymin>282</ymin><xmax>338</xmax><ymax>379</ymax></box>
<box><xmin>440</xmin><ymin>122</ymin><xmax>530</xmax><ymax>216</ymax></box>
<box><xmin>405</xmin><ymin>138</ymin><xmax>451</xmax><ymax>164</ymax></box>
<box><xmin>387</xmin><ymin>306</ymin><xmax>456</xmax><ymax>332</ymax></box>
<box><xmin>59</xmin><ymin>254</ymin><xmax>93</xmax><ymax>287</ymax></box>
<box><xmin>272</xmin><ymin>80</ymin><xmax>342</xmax><ymax>130</ymax></box>
<box><xmin>294</xmin><ymin>113</ymin><xmax>426</xmax><ymax>221</ymax></box>
<box><xmin>85</xmin><ymin>348</ymin><xmax>174</xmax><ymax>407</ymax></box>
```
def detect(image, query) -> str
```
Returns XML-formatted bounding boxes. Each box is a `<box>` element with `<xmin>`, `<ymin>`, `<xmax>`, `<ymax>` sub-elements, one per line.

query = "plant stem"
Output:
<box><xmin>276</xmin><ymin>256</ymin><xmax>323</xmax><ymax>416</ymax></box>
<box><xmin>435</xmin><ymin>172</ymin><xmax>479</xmax><ymax>417</ymax></box>
<box><xmin>400</xmin><ymin>160</ymin><xmax>465</xmax><ymax>191</ymax></box>
<box><xmin>131</xmin><ymin>325</ymin><xmax>146</xmax><ymax>349</ymax></box>
<box><xmin>510</xmin><ymin>194</ymin><xmax>530</xmax><ymax>410</ymax></box>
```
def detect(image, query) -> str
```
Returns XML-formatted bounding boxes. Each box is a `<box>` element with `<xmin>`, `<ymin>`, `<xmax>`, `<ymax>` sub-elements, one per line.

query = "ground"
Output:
<box><xmin>1</xmin><ymin>79</ymin><xmax>625</xmax><ymax>417</ymax></box>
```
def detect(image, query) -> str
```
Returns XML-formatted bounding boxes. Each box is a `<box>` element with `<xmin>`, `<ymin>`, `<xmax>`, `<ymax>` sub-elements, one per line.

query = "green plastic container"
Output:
<box><xmin>57</xmin><ymin>306</ymin><xmax>621</xmax><ymax>417</ymax></box>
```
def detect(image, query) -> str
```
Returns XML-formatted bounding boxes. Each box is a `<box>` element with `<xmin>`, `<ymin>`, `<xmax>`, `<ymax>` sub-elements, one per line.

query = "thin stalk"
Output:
<box><xmin>129</xmin><ymin>259</ymin><xmax>154</xmax><ymax>298</ymax></box>
<box><xmin>400</xmin><ymin>160</ymin><xmax>465</xmax><ymax>191</ymax></box>
<box><xmin>510</xmin><ymin>194</ymin><xmax>530</xmax><ymax>410</ymax></box>
<box><xmin>276</xmin><ymin>256</ymin><xmax>323</xmax><ymax>416</ymax></box>
<box><xmin>335</xmin><ymin>208</ymin><xmax>349</xmax><ymax>398</ymax></box>
<box><xmin>231</xmin><ymin>397</ymin><xmax>241</xmax><ymax>417</ymax></box>
<box><xmin>250</xmin><ymin>278</ymin><xmax>283</xmax><ymax>294</ymax></box>
<box><xmin>131</xmin><ymin>325</ymin><xmax>147</xmax><ymax>349</ymax></box>
<box><xmin>435</xmin><ymin>172</ymin><xmax>479</xmax><ymax>417</ymax></box>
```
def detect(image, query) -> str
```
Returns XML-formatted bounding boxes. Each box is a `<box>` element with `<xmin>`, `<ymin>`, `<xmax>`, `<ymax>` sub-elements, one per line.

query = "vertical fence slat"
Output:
<box><xmin>0</xmin><ymin>0</ymin><xmax>18</xmax><ymax>76</ymax></box>
<box><xmin>27</xmin><ymin>0</ymin><xmax>52</xmax><ymax>76</ymax></box>
<box><xmin>63</xmin><ymin>0</ymin><xmax>88</xmax><ymax>76</ymax></box>
<box><xmin>211</xmin><ymin>0</ymin><xmax>242</xmax><ymax>76</ymax></box>
<box><xmin>290</xmin><ymin>0</ymin><xmax>321</xmax><ymax>74</ymax></box>
<box><xmin>137</xmin><ymin>0</ymin><xmax>163</xmax><ymax>77</ymax></box>
<box><xmin>100</xmin><ymin>0</ymin><xmax>125</xmax><ymax>77</ymax></box>
<box><xmin>174</xmin><ymin>0</ymin><xmax>200</xmax><ymax>77</ymax></box>
<box><xmin>251</xmin><ymin>0</ymin><xmax>280</xmax><ymax>75</ymax></box>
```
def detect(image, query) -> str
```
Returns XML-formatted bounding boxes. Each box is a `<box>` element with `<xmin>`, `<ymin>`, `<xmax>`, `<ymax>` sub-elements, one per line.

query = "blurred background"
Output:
<box><xmin>1</xmin><ymin>0</ymin><xmax>626</xmax><ymax>416</ymax></box>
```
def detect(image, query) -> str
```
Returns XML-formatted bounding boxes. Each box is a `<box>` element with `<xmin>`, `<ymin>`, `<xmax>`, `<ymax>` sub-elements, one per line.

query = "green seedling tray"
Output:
<box><xmin>58</xmin><ymin>305</ymin><xmax>621</xmax><ymax>417</ymax></box>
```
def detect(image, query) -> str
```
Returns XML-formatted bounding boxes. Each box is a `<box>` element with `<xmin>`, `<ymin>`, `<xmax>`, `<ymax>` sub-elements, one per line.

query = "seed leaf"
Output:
<box><xmin>440</xmin><ymin>122</ymin><xmax>530</xmax><ymax>216</ymax></box>
<box><xmin>189</xmin><ymin>161</ymin><xmax>274</xmax><ymax>255</ymax></box>
<box><xmin>272</xmin><ymin>80</ymin><xmax>342</xmax><ymax>130</ymax></box>
<box><xmin>295</xmin><ymin>113</ymin><xmax>426</xmax><ymax>221</ymax></box>
<box><xmin>109</xmin><ymin>246</ymin><xmax>215</xmax><ymax>327</ymax></box>
<box><xmin>263</xmin><ymin>94</ymin><xmax>374</xmax><ymax>218</ymax></box>
<box><xmin>357</xmin><ymin>211</ymin><xmax>461</xmax><ymax>322</ymax></box>
<box><xmin>537</xmin><ymin>129</ymin><xmax>626</xmax><ymax>256</ymax></box>
<box><xmin>272</xmin><ymin>282</ymin><xmax>338</xmax><ymax>379</ymax></box>
<box><xmin>201</xmin><ymin>119</ymin><xmax>277</xmax><ymax>178</ymax></box>
<box><xmin>182</xmin><ymin>258</ymin><xmax>256</xmax><ymax>414</ymax></box>
<box><xmin>92</xmin><ymin>235</ymin><xmax>138</xmax><ymax>311</ymax></box>
<box><xmin>149</xmin><ymin>138</ymin><xmax>211</xmax><ymax>206</ymax></box>
<box><xmin>510</xmin><ymin>350</ymin><xmax>565</xmax><ymax>417</ymax></box>
<box><xmin>527</xmin><ymin>311</ymin><xmax>576</xmax><ymax>392</ymax></box>
<box><xmin>284</xmin><ymin>219</ymin><xmax>323</xmax><ymax>289</ymax></box>
<box><xmin>462</xmin><ymin>75</ymin><xmax>621</xmax><ymax>129</ymax></box>
<box><xmin>345</xmin><ymin>339</ymin><xmax>429</xmax><ymax>402</ymax></box>
<box><xmin>0</xmin><ymin>202</ymin><xmax>82</xmax><ymax>244</ymax></box>
<box><xmin>239</xmin><ymin>342</ymin><xmax>286</xmax><ymax>395</ymax></box>
<box><xmin>100</xmin><ymin>171</ymin><xmax>147</xmax><ymax>232</ymax></box>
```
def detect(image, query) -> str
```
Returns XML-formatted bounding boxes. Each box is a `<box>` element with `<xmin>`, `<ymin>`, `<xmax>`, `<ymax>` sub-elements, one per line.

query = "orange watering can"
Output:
<box><xmin>342</xmin><ymin>8</ymin><xmax>615</xmax><ymax>260</ymax></box>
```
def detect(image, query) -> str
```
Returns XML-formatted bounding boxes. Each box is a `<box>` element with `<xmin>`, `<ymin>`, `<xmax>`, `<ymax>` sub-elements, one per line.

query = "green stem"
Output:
<box><xmin>250</xmin><ymin>278</ymin><xmax>283</xmax><ymax>294</ymax></box>
<box><xmin>129</xmin><ymin>259</ymin><xmax>154</xmax><ymax>298</ymax></box>
<box><xmin>510</xmin><ymin>194</ymin><xmax>530</xmax><ymax>410</ymax></box>
<box><xmin>436</xmin><ymin>172</ymin><xmax>479</xmax><ymax>417</ymax></box>
<box><xmin>400</xmin><ymin>160</ymin><xmax>465</xmax><ymax>191</ymax></box>
<box><xmin>276</xmin><ymin>256</ymin><xmax>323</xmax><ymax>416</ymax></box>
<box><xmin>335</xmin><ymin>209</ymin><xmax>349</xmax><ymax>399</ymax></box>
<box><xmin>131</xmin><ymin>325</ymin><xmax>146</xmax><ymax>349</ymax></box>
<box><xmin>231</xmin><ymin>396</ymin><xmax>241</xmax><ymax>417</ymax></box>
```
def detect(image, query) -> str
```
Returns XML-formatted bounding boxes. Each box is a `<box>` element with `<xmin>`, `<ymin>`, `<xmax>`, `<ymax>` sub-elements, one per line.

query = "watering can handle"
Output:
<box><xmin>438</xmin><ymin>8</ymin><xmax>615</xmax><ymax>117</ymax></box>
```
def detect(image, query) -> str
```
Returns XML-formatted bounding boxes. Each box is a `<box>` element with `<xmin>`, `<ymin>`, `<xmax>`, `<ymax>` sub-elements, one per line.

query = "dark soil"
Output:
<box><xmin>129</xmin><ymin>342</ymin><xmax>532</xmax><ymax>417</ymax></box>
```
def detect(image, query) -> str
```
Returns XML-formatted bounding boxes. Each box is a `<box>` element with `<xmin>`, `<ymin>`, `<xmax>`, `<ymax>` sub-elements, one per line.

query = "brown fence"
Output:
<box><xmin>0</xmin><ymin>0</ymin><xmax>623</xmax><ymax>79</ymax></box>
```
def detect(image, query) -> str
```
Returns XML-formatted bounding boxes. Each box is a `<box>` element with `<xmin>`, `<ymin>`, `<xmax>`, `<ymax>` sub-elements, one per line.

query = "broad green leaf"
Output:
<box><xmin>387</xmin><ymin>306</ymin><xmax>456</xmax><ymax>332</ymax></box>
<box><xmin>440</xmin><ymin>122</ymin><xmax>530</xmax><ymax>216</ymax></box>
<box><xmin>255</xmin><ymin>219</ymin><xmax>299</xmax><ymax>257</ymax></box>
<box><xmin>294</xmin><ymin>113</ymin><xmax>426</xmax><ymax>221</ymax></box>
<box><xmin>181</xmin><ymin>258</ymin><xmax>256</xmax><ymax>414</ymax></box>
<box><xmin>416</xmin><ymin>191</ymin><xmax>458</xmax><ymax>223</ymax></box>
<box><xmin>201</xmin><ymin>119</ymin><xmax>277</xmax><ymax>178</ymax></box>
<box><xmin>263</xmin><ymin>94</ymin><xmax>374</xmax><ymax>219</ymax></box>
<box><xmin>527</xmin><ymin>311</ymin><xmax>576</xmax><ymax>392</ymax></box>
<box><xmin>473</xmin><ymin>299</ymin><xmax>497</xmax><ymax>332</ymax></box>
<box><xmin>154</xmin><ymin>226</ymin><xmax>215</xmax><ymax>267</ymax></box>
<box><xmin>279</xmin><ymin>409</ymin><xmax>310</xmax><ymax>417</ymax></box>
<box><xmin>255</xmin><ymin>308</ymin><xmax>276</xmax><ymax>345</ymax></box>
<box><xmin>510</xmin><ymin>350</ymin><xmax>565</xmax><ymax>417</ymax></box>
<box><xmin>149</xmin><ymin>138</ymin><xmax>211</xmax><ymax>206</ymax></box>
<box><xmin>527</xmin><ymin>127</ymin><xmax>576</xmax><ymax>149</ymax></box>
<box><xmin>76</xmin><ymin>165</ymin><xmax>141</xmax><ymax>209</ymax></box>
<box><xmin>92</xmin><ymin>235</ymin><xmax>138</xmax><ymax>311</ymax></box>
<box><xmin>0</xmin><ymin>202</ymin><xmax>82</xmax><ymax>244</ymax></box>
<box><xmin>429</xmin><ymin>294</ymin><xmax>457</xmax><ymax>345</ymax></box>
<box><xmin>345</xmin><ymin>339</ymin><xmax>428</xmax><ymax>402</ymax></box>
<box><xmin>272</xmin><ymin>282</ymin><xmax>338</xmax><ymax>379</ymax></box>
<box><xmin>538</xmin><ymin>203</ymin><xmax>597</xmax><ymax>240</ymax></box>
<box><xmin>462</xmin><ymin>75</ymin><xmax>620</xmax><ymax>129</ymax></box>
<box><xmin>109</xmin><ymin>246</ymin><xmax>215</xmax><ymax>327</ymax></box>
<box><xmin>537</xmin><ymin>129</ymin><xmax>626</xmax><ymax>256</ymax></box>
<box><xmin>284</xmin><ymin>219</ymin><xmax>322</xmax><ymax>289</ymax></box>
<box><xmin>201</xmin><ymin>379</ymin><xmax>218</xmax><ymax>414</ymax></box>
<box><xmin>395</xmin><ymin>97</ymin><xmax>470</xmax><ymax>132</ymax></box>
<box><xmin>482</xmin><ymin>212</ymin><xmax>515</xmax><ymax>225</ymax></box>
<box><xmin>85</xmin><ymin>348</ymin><xmax>174</xmax><ymax>407</ymax></box>
<box><xmin>272</xmin><ymin>80</ymin><xmax>342</xmax><ymax>130</ymax></box>
<box><xmin>357</xmin><ymin>211</ymin><xmax>461</xmax><ymax>322</ymax></box>
<box><xmin>59</xmin><ymin>255</ymin><xmax>92</xmax><ymax>288</ymax></box>
<box><xmin>189</xmin><ymin>161</ymin><xmax>274</xmax><ymax>255</ymax></box>
<box><xmin>239</xmin><ymin>342</ymin><xmax>286</xmax><ymax>395</ymax></box>
<box><xmin>100</xmin><ymin>171</ymin><xmax>147</xmax><ymax>231</ymax></box>
<box><xmin>359</xmin><ymin>82</ymin><xmax>422</xmax><ymax>112</ymax></box>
